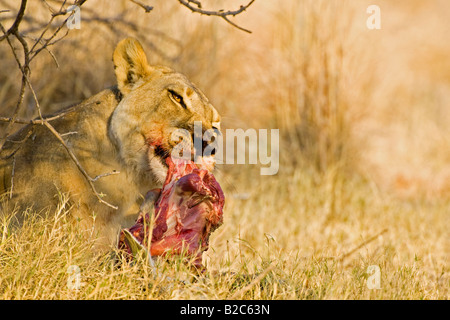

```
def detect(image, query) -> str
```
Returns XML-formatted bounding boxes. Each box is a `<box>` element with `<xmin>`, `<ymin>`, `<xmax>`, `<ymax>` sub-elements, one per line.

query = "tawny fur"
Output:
<box><xmin>0</xmin><ymin>38</ymin><xmax>221</xmax><ymax>249</ymax></box>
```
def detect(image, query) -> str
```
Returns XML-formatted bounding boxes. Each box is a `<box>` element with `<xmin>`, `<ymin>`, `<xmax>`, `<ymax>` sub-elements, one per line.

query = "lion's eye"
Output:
<box><xmin>173</xmin><ymin>93</ymin><xmax>181</xmax><ymax>103</ymax></box>
<box><xmin>169</xmin><ymin>90</ymin><xmax>186</xmax><ymax>109</ymax></box>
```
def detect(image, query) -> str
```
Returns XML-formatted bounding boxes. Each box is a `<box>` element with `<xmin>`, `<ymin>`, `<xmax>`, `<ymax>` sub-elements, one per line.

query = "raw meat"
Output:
<box><xmin>118</xmin><ymin>156</ymin><xmax>225</xmax><ymax>269</ymax></box>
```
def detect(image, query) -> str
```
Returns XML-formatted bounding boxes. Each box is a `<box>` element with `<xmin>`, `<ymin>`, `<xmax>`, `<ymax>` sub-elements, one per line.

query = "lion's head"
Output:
<box><xmin>109</xmin><ymin>38</ymin><xmax>221</xmax><ymax>187</ymax></box>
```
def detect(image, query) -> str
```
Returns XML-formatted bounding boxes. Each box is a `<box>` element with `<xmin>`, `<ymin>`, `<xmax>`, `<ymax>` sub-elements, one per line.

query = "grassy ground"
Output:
<box><xmin>0</xmin><ymin>0</ymin><xmax>449</xmax><ymax>299</ymax></box>
<box><xmin>0</xmin><ymin>164</ymin><xmax>448</xmax><ymax>299</ymax></box>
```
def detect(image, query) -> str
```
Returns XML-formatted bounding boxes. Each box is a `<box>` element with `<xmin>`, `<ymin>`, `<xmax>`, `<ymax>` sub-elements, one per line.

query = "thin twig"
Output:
<box><xmin>187</xmin><ymin>0</ymin><xmax>202</xmax><ymax>8</ymax></box>
<box><xmin>59</xmin><ymin>131</ymin><xmax>78</xmax><ymax>137</ymax></box>
<box><xmin>229</xmin><ymin>263</ymin><xmax>276</xmax><ymax>299</ymax></box>
<box><xmin>0</xmin><ymin>0</ymin><xmax>27</xmax><ymax>42</ymax></box>
<box><xmin>178</xmin><ymin>0</ymin><xmax>255</xmax><ymax>33</ymax></box>
<box><xmin>92</xmin><ymin>170</ymin><xmax>120</xmax><ymax>182</ymax></box>
<box><xmin>0</xmin><ymin>0</ymin><xmax>117</xmax><ymax>209</ymax></box>
<box><xmin>9</xmin><ymin>155</ymin><xmax>16</xmax><ymax>199</ymax></box>
<box><xmin>0</xmin><ymin>22</ymin><xmax>29</xmax><ymax>151</ymax></box>
<box><xmin>29</xmin><ymin>17</ymin><xmax>70</xmax><ymax>62</ymax></box>
<box><xmin>42</xmin><ymin>121</ymin><xmax>119</xmax><ymax>210</ymax></box>
<box><xmin>21</xmin><ymin>33</ymin><xmax>60</xmax><ymax>67</ymax></box>
<box><xmin>337</xmin><ymin>229</ymin><xmax>388</xmax><ymax>262</ymax></box>
<box><xmin>0</xmin><ymin>0</ymin><xmax>254</xmax><ymax>212</ymax></box>
<box><xmin>129</xmin><ymin>0</ymin><xmax>153</xmax><ymax>13</ymax></box>
<box><xmin>13</xmin><ymin>32</ymin><xmax>44</xmax><ymax>120</ymax></box>
<box><xmin>0</xmin><ymin>103</ymin><xmax>88</xmax><ymax>125</ymax></box>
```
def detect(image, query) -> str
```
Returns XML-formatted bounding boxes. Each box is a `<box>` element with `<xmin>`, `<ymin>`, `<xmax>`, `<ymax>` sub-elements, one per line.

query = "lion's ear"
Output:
<box><xmin>113</xmin><ymin>38</ymin><xmax>153</xmax><ymax>95</ymax></box>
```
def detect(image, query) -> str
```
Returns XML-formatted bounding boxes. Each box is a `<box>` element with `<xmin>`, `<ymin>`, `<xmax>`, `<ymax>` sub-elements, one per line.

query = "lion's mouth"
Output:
<box><xmin>118</xmin><ymin>156</ymin><xmax>224</xmax><ymax>269</ymax></box>
<box><xmin>151</xmin><ymin>137</ymin><xmax>214</xmax><ymax>171</ymax></box>
<box><xmin>154</xmin><ymin>145</ymin><xmax>170</xmax><ymax>167</ymax></box>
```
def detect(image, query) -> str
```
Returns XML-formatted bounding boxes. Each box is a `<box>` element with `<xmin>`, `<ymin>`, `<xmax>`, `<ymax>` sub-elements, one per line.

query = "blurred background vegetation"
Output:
<box><xmin>1</xmin><ymin>0</ymin><xmax>449</xmax><ymax>197</ymax></box>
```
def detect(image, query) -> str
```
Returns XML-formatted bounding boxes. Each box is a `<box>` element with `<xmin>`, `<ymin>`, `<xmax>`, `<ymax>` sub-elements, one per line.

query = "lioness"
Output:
<box><xmin>0</xmin><ymin>38</ymin><xmax>221</xmax><ymax>249</ymax></box>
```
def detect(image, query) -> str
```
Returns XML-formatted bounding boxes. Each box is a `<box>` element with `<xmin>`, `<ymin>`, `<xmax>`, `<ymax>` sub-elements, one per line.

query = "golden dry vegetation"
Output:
<box><xmin>0</xmin><ymin>0</ymin><xmax>448</xmax><ymax>299</ymax></box>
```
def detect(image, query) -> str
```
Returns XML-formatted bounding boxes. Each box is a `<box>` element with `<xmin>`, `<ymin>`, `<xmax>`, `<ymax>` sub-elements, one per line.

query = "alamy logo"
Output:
<box><xmin>366</xmin><ymin>265</ymin><xmax>381</xmax><ymax>289</ymax></box>
<box><xmin>67</xmin><ymin>265</ymin><xmax>81</xmax><ymax>290</ymax></box>
<box><xmin>171</xmin><ymin>121</ymin><xmax>279</xmax><ymax>176</ymax></box>
<box><xmin>366</xmin><ymin>5</ymin><xmax>381</xmax><ymax>30</ymax></box>
<box><xmin>66</xmin><ymin>5</ymin><xmax>81</xmax><ymax>30</ymax></box>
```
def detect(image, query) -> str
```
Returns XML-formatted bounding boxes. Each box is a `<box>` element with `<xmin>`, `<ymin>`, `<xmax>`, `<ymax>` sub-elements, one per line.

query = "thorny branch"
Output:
<box><xmin>0</xmin><ymin>0</ymin><xmax>27</xmax><ymax>41</ymax></box>
<box><xmin>0</xmin><ymin>0</ymin><xmax>254</xmax><ymax>209</ymax></box>
<box><xmin>129</xmin><ymin>0</ymin><xmax>153</xmax><ymax>13</ymax></box>
<box><xmin>178</xmin><ymin>0</ymin><xmax>255</xmax><ymax>33</ymax></box>
<box><xmin>42</xmin><ymin>120</ymin><xmax>120</xmax><ymax>210</ymax></box>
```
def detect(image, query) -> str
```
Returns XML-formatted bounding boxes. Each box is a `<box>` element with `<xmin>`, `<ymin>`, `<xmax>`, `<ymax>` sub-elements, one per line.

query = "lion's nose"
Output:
<box><xmin>203</xmin><ymin>127</ymin><xmax>221</xmax><ymax>156</ymax></box>
<box><xmin>192</xmin><ymin>127</ymin><xmax>220</xmax><ymax>157</ymax></box>
<box><xmin>202</xmin><ymin>139</ymin><xmax>216</xmax><ymax>155</ymax></box>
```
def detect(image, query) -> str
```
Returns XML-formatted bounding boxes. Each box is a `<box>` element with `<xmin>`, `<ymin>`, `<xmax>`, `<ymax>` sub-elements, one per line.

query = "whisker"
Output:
<box><xmin>212</xmin><ymin>167</ymin><xmax>238</xmax><ymax>194</ymax></box>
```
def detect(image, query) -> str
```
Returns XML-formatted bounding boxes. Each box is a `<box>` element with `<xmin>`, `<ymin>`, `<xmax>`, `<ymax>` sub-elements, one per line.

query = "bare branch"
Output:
<box><xmin>129</xmin><ymin>0</ymin><xmax>153</xmax><ymax>13</ymax></box>
<box><xmin>92</xmin><ymin>170</ymin><xmax>121</xmax><ymax>182</ymax></box>
<box><xmin>187</xmin><ymin>0</ymin><xmax>202</xmax><ymax>8</ymax></box>
<box><xmin>29</xmin><ymin>15</ymin><xmax>70</xmax><ymax>62</ymax></box>
<box><xmin>0</xmin><ymin>22</ymin><xmax>29</xmax><ymax>150</ymax></box>
<box><xmin>9</xmin><ymin>155</ymin><xmax>16</xmax><ymax>199</ymax></box>
<box><xmin>42</xmin><ymin>121</ymin><xmax>119</xmax><ymax>210</ymax></box>
<box><xmin>178</xmin><ymin>0</ymin><xmax>255</xmax><ymax>33</ymax></box>
<box><xmin>0</xmin><ymin>0</ymin><xmax>254</xmax><ymax>211</ymax></box>
<box><xmin>0</xmin><ymin>0</ymin><xmax>27</xmax><ymax>42</ymax></box>
<box><xmin>0</xmin><ymin>103</ymin><xmax>90</xmax><ymax>125</ymax></box>
<box><xmin>22</xmin><ymin>33</ymin><xmax>60</xmax><ymax>67</ymax></box>
<box><xmin>59</xmin><ymin>131</ymin><xmax>78</xmax><ymax>137</ymax></box>
<box><xmin>337</xmin><ymin>229</ymin><xmax>388</xmax><ymax>262</ymax></box>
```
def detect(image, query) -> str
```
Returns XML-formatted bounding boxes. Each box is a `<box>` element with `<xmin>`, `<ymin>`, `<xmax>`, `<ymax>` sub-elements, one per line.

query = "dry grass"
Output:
<box><xmin>1</xmin><ymin>167</ymin><xmax>448</xmax><ymax>299</ymax></box>
<box><xmin>0</xmin><ymin>0</ymin><xmax>449</xmax><ymax>299</ymax></box>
